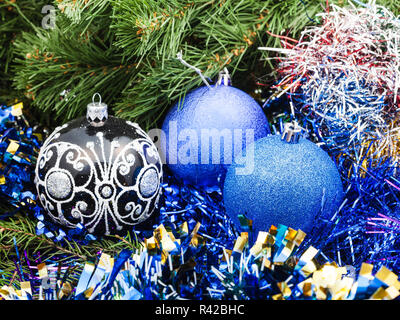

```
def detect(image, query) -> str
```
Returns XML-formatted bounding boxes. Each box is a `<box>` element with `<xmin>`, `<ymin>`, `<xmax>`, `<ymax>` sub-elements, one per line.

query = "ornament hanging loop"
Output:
<box><xmin>176</xmin><ymin>51</ymin><xmax>212</xmax><ymax>89</ymax></box>
<box><xmin>281</xmin><ymin>121</ymin><xmax>303</xmax><ymax>144</ymax></box>
<box><xmin>92</xmin><ymin>92</ymin><xmax>102</xmax><ymax>105</ymax></box>
<box><xmin>87</xmin><ymin>93</ymin><xmax>108</xmax><ymax>127</ymax></box>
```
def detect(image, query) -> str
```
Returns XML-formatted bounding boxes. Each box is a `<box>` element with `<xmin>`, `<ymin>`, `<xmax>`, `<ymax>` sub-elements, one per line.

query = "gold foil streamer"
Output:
<box><xmin>161</xmin><ymin>249</ymin><xmax>169</xmax><ymax>265</ymax></box>
<box><xmin>375</xmin><ymin>266</ymin><xmax>398</xmax><ymax>287</ymax></box>
<box><xmin>346</xmin><ymin>117</ymin><xmax>400</xmax><ymax>179</ymax></box>
<box><xmin>277</xmin><ymin>281</ymin><xmax>292</xmax><ymax>298</ymax></box>
<box><xmin>272</xmin><ymin>293</ymin><xmax>284</xmax><ymax>300</ymax></box>
<box><xmin>268</xmin><ymin>225</ymin><xmax>278</xmax><ymax>236</ymax></box>
<box><xmin>296</xmin><ymin>246</ymin><xmax>319</xmax><ymax>277</ymax></box>
<box><xmin>98</xmin><ymin>253</ymin><xmax>113</xmax><ymax>271</ymax></box>
<box><xmin>301</xmin><ymin>280</ymin><xmax>313</xmax><ymax>297</ymax></box>
<box><xmin>11</xmin><ymin>103</ymin><xmax>23</xmax><ymax>117</ymax></box>
<box><xmin>178</xmin><ymin>221</ymin><xmax>189</xmax><ymax>237</ymax></box>
<box><xmin>59</xmin><ymin>282</ymin><xmax>72</xmax><ymax>299</ymax></box>
<box><xmin>250</xmin><ymin>231</ymin><xmax>269</xmax><ymax>254</ymax></box>
<box><xmin>189</xmin><ymin>222</ymin><xmax>205</xmax><ymax>248</ymax></box>
<box><xmin>222</xmin><ymin>249</ymin><xmax>232</xmax><ymax>262</ymax></box>
<box><xmin>20</xmin><ymin>281</ymin><xmax>32</xmax><ymax>298</ymax></box>
<box><xmin>37</xmin><ymin>263</ymin><xmax>48</xmax><ymax>279</ymax></box>
<box><xmin>84</xmin><ymin>287</ymin><xmax>94</xmax><ymax>299</ymax></box>
<box><xmin>144</xmin><ymin>236</ymin><xmax>157</xmax><ymax>253</ymax></box>
<box><xmin>359</xmin><ymin>263</ymin><xmax>374</xmax><ymax>280</ymax></box>
<box><xmin>371</xmin><ymin>286</ymin><xmax>400</xmax><ymax>300</ymax></box>
<box><xmin>3</xmin><ymin>222</ymin><xmax>400</xmax><ymax>300</ymax></box>
<box><xmin>233</xmin><ymin>233</ymin><xmax>248</xmax><ymax>254</ymax></box>
<box><xmin>190</xmin><ymin>234</ymin><xmax>205</xmax><ymax>247</ymax></box>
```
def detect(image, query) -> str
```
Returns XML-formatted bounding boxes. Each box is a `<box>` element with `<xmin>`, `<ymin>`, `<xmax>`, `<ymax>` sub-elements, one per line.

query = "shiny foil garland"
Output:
<box><xmin>257</xmin><ymin>0</ymin><xmax>400</xmax><ymax>282</ymax></box>
<box><xmin>1</xmin><ymin>79</ymin><xmax>400</xmax><ymax>300</ymax></box>
<box><xmin>260</xmin><ymin>0</ymin><xmax>400</xmax><ymax>166</ymax></box>
<box><xmin>2</xmin><ymin>221</ymin><xmax>400</xmax><ymax>300</ymax></box>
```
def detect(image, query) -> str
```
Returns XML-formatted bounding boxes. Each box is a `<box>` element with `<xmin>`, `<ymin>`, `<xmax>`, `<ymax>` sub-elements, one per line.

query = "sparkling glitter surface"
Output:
<box><xmin>139</xmin><ymin>167</ymin><xmax>159</xmax><ymax>198</ymax></box>
<box><xmin>46</xmin><ymin>171</ymin><xmax>72</xmax><ymax>200</ymax></box>
<box><xmin>35</xmin><ymin>116</ymin><xmax>163</xmax><ymax>235</ymax></box>
<box><xmin>223</xmin><ymin>135</ymin><xmax>344</xmax><ymax>234</ymax></box>
<box><xmin>161</xmin><ymin>84</ymin><xmax>270</xmax><ymax>187</ymax></box>
<box><xmin>100</xmin><ymin>185</ymin><xmax>113</xmax><ymax>199</ymax></box>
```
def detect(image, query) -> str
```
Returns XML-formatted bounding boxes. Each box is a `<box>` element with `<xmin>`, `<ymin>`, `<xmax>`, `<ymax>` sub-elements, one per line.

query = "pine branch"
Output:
<box><xmin>58</xmin><ymin>0</ymin><xmax>110</xmax><ymax>27</ymax></box>
<box><xmin>0</xmin><ymin>214</ymin><xmax>139</xmax><ymax>287</ymax></box>
<box><xmin>0</xmin><ymin>0</ymin><xmax>47</xmax><ymax>103</ymax></box>
<box><xmin>13</xmin><ymin>0</ymin><xmax>271</xmax><ymax>128</ymax></box>
<box><xmin>9</xmin><ymin>0</ymin><xmax>400</xmax><ymax>128</ymax></box>
<box><xmin>112</xmin><ymin>0</ymin><xmax>206</xmax><ymax>62</ymax></box>
<box><xmin>110</xmin><ymin>0</ymin><xmax>273</xmax><ymax>127</ymax></box>
<box><xmin>13</xmin><ymin>12</ymin><xmax>137</xmax><ymax>121</ymax></box>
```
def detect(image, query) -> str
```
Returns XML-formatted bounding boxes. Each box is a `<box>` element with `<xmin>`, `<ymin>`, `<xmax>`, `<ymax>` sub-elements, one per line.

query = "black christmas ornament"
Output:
<box><xmin>35</xmin><ymin>94</ymin><xmax>163</xmax><ymax>236</ymax></box>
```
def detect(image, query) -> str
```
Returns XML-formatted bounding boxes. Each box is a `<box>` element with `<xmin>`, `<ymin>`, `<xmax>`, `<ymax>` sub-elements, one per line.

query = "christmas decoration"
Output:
<box><xmin>1</xmin><ymin>141</ymin><xmax>400</xmax><ymax>300</ymax></box>
<box><xmin>255</xmin><ymin>0</ymin><xmax>400</xmax><ymax>275</ymax></box>
<box><xmin>161</xmin><ymin>63</ymin><xmax>270</xmax><ymax>186</ymax></box>
<box><xmin>2</xmin><ymin>221</ymin><xmax>400</xmax><ymax>300</ymax></box>
<box><xmin>12</xmin><ymin>0</ymin><xmax>349</xmax><ymax>128</ymax></box>
<box><xmin>223</xmin><ymin>122</ymin><xmax>344</xmax><ymax>234</ymax></box>
<box><xmin>259</xmin><ymin>1</ymin><xmax>400</xmax><ymax>164</ymax></box>
<box><xmin>35</xmin><ymin>94</ymin><xmax>163</xmax><ymax>236</ymax></box>
<box><xmin>0</xmin><ymin>102</ymin><xmax>42</xmax><ymax>213</ymax></box>
<box><xmin>2</xmin><ymin>0</ymin><xmax>400</xmax><ymax>302</ymax></box>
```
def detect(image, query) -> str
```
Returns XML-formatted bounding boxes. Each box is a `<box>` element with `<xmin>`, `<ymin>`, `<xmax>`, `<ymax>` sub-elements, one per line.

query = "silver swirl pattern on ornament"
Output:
<box><xmin>35</xmin><ymin>122</ymin><xmax>163</xmax><ymax>235</ymax></box>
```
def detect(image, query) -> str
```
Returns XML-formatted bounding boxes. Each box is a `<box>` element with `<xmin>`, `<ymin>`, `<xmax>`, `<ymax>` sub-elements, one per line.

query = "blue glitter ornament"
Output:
<box><xmin>223</xmin><ymin>123</ymin><xmax>344</xmax><ymax>235</ymax></box>
<box><xmin>161</xmin><ymin>71</ymin><xmax>270</xmax><ymax>187</ymax></box>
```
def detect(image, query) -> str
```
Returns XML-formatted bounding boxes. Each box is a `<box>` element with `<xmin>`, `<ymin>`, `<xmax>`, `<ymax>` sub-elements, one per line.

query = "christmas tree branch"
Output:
<box><xmin>13</xmin><ymin>13</ymin><xmax>136</xmax><ymax>121</ymax></box>
<box><xmin>0</xmin><ymin>0</ymin><xmax>47</xmax><ymax>103</ymax></box>
<box><xmin>0</xmin><ymin>214</ymin><xmax>139</xmax><ymax>287</ymax></box>
<box><xmin>9</xmin><ymin>0</ymin><xmax>400</xmax><ymax>128</ymax></box>
<box><xmin>0</xmin><ymin>221</ymin><xmax>86</xmax><ymax>260</ymax></box>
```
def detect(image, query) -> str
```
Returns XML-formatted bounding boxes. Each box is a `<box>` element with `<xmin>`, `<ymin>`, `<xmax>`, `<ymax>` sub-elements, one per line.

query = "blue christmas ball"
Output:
<box><xmin>223</xmin><ymin>134</ymin><xmax>344</xmax><ymax>234</ymax></box>
<box><xmin>160</xmin><ymin>84</ymin><xmax>270</xmax><ymax>186</ymax></box>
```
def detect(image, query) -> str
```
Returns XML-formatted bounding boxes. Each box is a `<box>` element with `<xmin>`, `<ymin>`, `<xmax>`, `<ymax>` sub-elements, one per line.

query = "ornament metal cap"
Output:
<box><xmin>281</xmin><ymin>121</ymin><xmax>302</xmax><ymax>144</ymax></box>
<box><xmin>87</xmin><ymin>93</ymin><xmax>108</xmax><ymax>127</ymax></box>
<box><xmin>217</xmin><ymin>67</ymin><xmax>231</xmax><ymax>86</ymax></box>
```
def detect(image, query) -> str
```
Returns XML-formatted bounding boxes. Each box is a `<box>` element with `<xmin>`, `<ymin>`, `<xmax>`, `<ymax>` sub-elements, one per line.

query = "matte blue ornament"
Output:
<box><xmin>223</xmin><ymin>124</ymin><xmax>344</xmax><ymax>234</ymax></box>
<box><xmin>161</xmin><ymin>72</ymin><xmax>270</xmax><ymax>187</ymax></box>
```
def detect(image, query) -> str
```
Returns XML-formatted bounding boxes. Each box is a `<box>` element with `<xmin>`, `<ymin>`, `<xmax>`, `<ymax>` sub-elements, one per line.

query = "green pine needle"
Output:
<box><xmin>0</xmin><ymin>213</ymin><xmax>139</xmax><ymax>288</ymax></box>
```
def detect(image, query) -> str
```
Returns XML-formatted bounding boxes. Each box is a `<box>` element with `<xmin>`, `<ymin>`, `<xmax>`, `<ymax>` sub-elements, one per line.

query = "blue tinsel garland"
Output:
<box><xmin>0</xmin><ymin>102</ymin><xmax>399</xmax><ymax>300</ymax></box>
